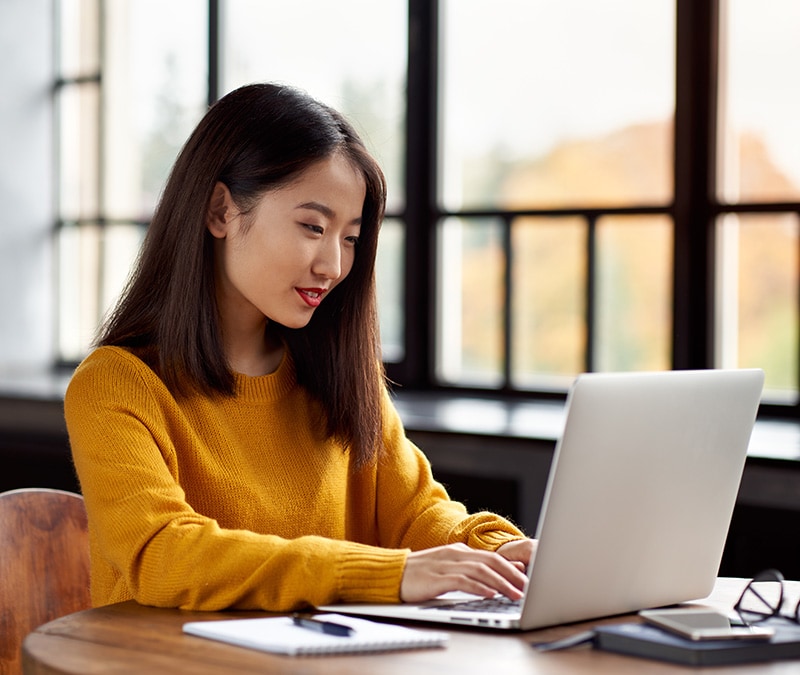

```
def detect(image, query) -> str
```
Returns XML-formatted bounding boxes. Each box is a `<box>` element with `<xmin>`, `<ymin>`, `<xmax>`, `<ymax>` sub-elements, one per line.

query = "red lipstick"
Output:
<box><xmin>296</xmin><ymin>288</ymin><xmax>326</xmax><ymax>308</ymax></box>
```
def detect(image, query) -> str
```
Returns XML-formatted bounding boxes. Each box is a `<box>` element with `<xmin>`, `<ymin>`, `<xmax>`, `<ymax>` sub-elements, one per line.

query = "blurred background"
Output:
<box><xmin>2</xmin><ymin>0</ymin><xmax>800</xmax><ymax>577</ymax></box>
<box><xmin>2</xmin><ymin>0</ymin><xmax>800</xmax><ymax>410</ymax></box>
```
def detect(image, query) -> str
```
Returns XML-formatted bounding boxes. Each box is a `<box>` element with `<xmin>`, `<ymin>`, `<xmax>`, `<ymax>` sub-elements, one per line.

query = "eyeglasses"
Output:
<box><xmin>734</xmin><ymin>569</ymin><xmax>800</xmax><ymax>626</ymax></box>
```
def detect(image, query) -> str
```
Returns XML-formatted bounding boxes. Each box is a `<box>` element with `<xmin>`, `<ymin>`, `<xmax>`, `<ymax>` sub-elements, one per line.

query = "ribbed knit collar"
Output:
<box><xmin>232</xmin><ymin>350</ymin><xmax>297</xmax><ymax>401</ymax></box>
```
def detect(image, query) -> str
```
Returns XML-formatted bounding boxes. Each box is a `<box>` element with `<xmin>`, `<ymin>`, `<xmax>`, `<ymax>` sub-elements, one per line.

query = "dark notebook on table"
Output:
<box><xmin>595</xmin><ymin>621</ymin><xmax>800</xmax><ymax>667</ymax></box>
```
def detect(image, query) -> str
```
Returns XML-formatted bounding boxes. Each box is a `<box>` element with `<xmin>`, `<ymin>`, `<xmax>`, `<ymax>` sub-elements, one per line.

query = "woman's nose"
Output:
<box><xmin>312</xmin><ymin>240</ymin><xmax>342</xmax><ymax>280</ymax></box>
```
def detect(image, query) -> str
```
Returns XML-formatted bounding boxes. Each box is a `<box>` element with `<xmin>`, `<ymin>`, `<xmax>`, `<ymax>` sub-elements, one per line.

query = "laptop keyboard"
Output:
<box><xmin>422</xmin><ymin>595</ymin><xmax>522</xmax><ymax>614</ymax></box>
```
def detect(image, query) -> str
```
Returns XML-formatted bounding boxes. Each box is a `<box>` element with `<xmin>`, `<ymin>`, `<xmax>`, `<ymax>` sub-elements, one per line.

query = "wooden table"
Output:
<box><xmin>22</xmin><ymin>578</ymin><xmax>800</xmax><ymax>674</ymax></box>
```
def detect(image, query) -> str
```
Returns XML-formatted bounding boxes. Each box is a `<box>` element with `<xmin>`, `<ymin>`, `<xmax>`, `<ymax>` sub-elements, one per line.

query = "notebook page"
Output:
<box><xmin>182</xmin><ymin>613</ymin><xmax>449</xmax><ymax>656</ymax></box>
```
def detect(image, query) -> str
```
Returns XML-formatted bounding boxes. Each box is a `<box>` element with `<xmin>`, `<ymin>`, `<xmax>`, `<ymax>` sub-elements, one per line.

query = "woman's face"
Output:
<box><xmin>208</xmin><ymin>152</ymin><xmax>366</xmax><ymax>333</ymax></box>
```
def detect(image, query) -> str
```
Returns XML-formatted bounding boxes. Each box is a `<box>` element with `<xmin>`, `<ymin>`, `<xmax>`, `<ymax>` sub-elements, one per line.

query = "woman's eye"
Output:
<box><xmin>303</xmin><ymin>223</ymin><xmax>324</xmax><ymax>235</ymax></box>
<box><xmin>345</xmin><ymin>236</ymin><xmax>360</xmax><ymax>246</ymax></box>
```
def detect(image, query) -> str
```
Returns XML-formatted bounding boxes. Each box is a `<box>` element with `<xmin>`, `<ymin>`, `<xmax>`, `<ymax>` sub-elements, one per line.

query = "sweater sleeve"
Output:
<box><xmin>65</xmin><ymin>349</ymin><xmax>408</xmax><ymax>612</ymax></box>
<box><xmin>372</xmin><ymin>389</ymin><xmax>528</xmax><ymax>552</ymax></box>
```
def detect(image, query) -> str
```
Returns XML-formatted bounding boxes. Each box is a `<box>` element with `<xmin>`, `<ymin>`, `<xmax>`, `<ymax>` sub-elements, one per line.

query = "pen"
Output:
<box><xmin>292</xmin><ymin>613</ymin><xmax>354</xmax><ymax>637</ymax></box>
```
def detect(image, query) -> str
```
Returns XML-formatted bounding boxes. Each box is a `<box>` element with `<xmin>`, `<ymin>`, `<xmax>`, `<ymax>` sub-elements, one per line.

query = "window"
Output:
<box><xmin>55</xmin><ymin>0</ymin><xmax>101</xmax><ymax>361</ymax></box>
<box><xmin>55</xmin><ymin>0</ymin><xmax>800</xmax><ymax>416</ymax></box>
<box><xmin>715</xmin><ymin>0</ymin><xmax>800</xmax><ymax>403</ymax></box>
<box><xmin>55</xmin><ymin>0</ymin><xmax>407</xmax><ymax>364</ymax></box>
<box><xmin>436</xmin><ymin>0</ymin><xmax>675</xmax><ymax>387</ymax></box>
<box><xmin>55</xmin><ymin>0</ymin><xmax>207</xmax><ymax>361</ymax></box>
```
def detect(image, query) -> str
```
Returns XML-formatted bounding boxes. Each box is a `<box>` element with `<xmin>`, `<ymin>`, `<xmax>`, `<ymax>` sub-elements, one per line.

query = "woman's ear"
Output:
<box><xmin>206</xmin><ymin>182</ymin><xmax>236</xmax><ymax>238</ymax></box>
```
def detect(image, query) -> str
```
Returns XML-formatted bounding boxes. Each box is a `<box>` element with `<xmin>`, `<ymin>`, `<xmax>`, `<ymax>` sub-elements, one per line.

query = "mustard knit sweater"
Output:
<box><xmin>65</xmin><ymin>346</ymin><xmax>525</xmax><ymax>611</ymax></box>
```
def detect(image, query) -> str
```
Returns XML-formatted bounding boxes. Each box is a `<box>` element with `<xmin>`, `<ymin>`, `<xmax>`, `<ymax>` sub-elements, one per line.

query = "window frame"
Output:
<box><xmin>389</xmin><ymin>0</ymin><xmax>800</xmax><ymax>421</ymax></box>
<box><xmin>53</xmin><ymin>0</ymin><xmax>800</xmax><ymax>419</ymax></box>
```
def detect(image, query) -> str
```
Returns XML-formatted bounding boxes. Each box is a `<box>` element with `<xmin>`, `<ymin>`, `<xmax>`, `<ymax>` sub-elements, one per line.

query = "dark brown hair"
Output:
<box><xmin>97</xmin><ymin>83</ymin><xmax>387</xmax><ymax>466</ymax></box>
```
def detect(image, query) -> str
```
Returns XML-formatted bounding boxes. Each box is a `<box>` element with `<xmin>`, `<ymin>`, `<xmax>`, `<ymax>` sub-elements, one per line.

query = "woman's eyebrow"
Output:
<box><xmin>296</xmin><ymin>201</ymin><xmax>362</xmax><ymax>225</ymax></box>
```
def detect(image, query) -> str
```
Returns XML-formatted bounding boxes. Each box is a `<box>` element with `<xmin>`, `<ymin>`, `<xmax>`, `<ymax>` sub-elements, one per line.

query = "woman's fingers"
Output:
<box><xmin>399</xmin><ymin>543</ymin><xmax>529</xmax><ymax>604</ymax></box>
<box><xmin>496</xmin><ymin>538</ymin><xmax>538</xmax><ymax>566</ymax></box>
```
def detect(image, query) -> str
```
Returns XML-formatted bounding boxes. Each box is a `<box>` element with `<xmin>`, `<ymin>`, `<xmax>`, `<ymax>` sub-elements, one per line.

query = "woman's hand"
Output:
<box><xmin>399</xmin><ymin>542</ymin><xmax>531</xmax><ymax>603</ymax></box>
<box><xmin>496</xmin><ymin>538</ymin><xmax>537</xmax><ymax>567</ymax></box>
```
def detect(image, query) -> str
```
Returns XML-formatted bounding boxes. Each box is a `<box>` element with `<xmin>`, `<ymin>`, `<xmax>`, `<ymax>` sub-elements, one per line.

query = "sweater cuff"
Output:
<box><xmin>473</xmin><ymin>530</ymin><xmax>526</xmax><ymax>551</ymax></box>
<box><xmin>335</xmin><ymin>546</ymin><xmax>409</xmax><ymax>603</ymax></box>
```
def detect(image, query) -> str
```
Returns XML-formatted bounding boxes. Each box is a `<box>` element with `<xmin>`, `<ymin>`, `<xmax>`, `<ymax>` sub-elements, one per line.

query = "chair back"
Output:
<box><xmin>0</xmin><ymin>488</ymin><xmax>90</xmax><ymax>675</ymax></box>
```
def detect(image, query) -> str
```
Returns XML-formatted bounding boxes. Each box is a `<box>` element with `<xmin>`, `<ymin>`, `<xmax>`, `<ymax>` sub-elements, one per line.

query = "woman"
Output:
<box><xmin>65</xmin><ymin>83</ymin><xmax>534</xmax><ymax>612</ymax></box>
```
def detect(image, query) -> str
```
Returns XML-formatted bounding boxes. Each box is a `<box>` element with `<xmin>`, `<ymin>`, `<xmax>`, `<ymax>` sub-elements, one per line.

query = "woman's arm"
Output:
<box><xmin>372</xmin><ymin>390</ymin><xmax>536</xmax><ymax>601</ymax></box>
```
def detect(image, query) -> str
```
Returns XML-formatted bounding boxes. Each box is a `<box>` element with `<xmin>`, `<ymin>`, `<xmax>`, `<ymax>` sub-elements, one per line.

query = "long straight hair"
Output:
<box><xmin>97</xmin><ymin>83</ymin><xmax>387</xmax><ymax>466</ymax></box>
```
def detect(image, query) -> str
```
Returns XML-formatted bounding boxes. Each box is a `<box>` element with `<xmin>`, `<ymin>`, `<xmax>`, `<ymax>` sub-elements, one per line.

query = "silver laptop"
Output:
<box><xmin>320</xmin><ymin>368</ymin><xmax>764</xmax><ymax>630</ymax></box>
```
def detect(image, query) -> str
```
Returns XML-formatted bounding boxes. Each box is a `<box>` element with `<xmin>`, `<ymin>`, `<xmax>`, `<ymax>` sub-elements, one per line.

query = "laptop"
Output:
<box><xmin>319</xmin><ymin>368</ymin><xmax>765</xmax><ymax>630</ymax></box>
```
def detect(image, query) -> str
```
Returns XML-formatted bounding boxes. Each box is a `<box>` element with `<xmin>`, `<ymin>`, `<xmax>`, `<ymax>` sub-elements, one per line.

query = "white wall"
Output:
<box><xmin>0</xmin><ymin>0</ymin><xmax>54</xmax><ymax>372</ymax></box>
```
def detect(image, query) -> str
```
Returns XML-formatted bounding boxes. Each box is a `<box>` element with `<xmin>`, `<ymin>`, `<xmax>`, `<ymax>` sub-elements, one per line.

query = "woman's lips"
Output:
<box><xmin>296</xmin><ymin>288</ymin><xmax>326</xmax><ymax>308</ymax></box>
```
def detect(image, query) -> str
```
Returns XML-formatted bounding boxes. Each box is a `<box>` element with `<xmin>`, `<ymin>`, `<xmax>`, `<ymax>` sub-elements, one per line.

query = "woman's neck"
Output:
<box><xmin>224</xmin><ymin>325</ymin><xmax>284</xmax><ymax>377</ymax></box>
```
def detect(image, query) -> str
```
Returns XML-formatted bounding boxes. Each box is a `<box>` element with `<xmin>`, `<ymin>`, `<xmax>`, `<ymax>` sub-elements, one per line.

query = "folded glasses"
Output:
<box><xmin>735</xmin><ymin>569</ymin><xmax>800</xmax><ymax>626</ymax></box>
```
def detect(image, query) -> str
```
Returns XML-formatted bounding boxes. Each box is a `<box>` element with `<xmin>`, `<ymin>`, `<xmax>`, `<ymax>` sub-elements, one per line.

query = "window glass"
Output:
<box><xmin>437</xmin><ymin>217</ymin><xmax>505</xmax><ymax>386</ymax></box>
<box><xmin>57</xmin><ymin>223</ymin><xmax>100</xmax><ymax>362</ymax></box>
<box><xmin>57</xmin><ymin>222</ymin><xmax>146</xmax><ymax>364</ymax></box>
<box><xmin>103</xmin><ymin>0</ymin><xmax>208</xmax><ymax>219</ymax></box>
<box><xmin>56</xmin><ymin>0</ymin><xmax>100</xmax><ymax>222</ymax></box>
<box><xmin>57</xmin><ymin>0</ymin><xmax>207</xmax><ymax>361</ymax></box>
<box><xmin>511</xmin><ymin>217</ymin><xmax>585</xmax><ymax>388</ymax></box>
<box><xmin>718</xmin><ymin>0</ymin><xmax>800</xmax><ymax>203</ymax></box>
<box><xmin>221</xmin><ymin>0</ymin><xmax>407</xmax><ymax>215</ymax></box>
<box><xmin>57</xmin><ymin>0</ymin><xmax>99</xmax><ymax>78</ymax></box>
<box><xmin>716</xmin><ymin>213</ymin><xmax>799</xmax><ymax>401</ymax></box>
<box><xmin>376</xmin><ymin>218</ymin><xmax>406</xmax><ymax>362</ymax></box>
<box><xmin>440</xmin><ymin>0</ymin><xmax>675</xmax><ymax>210</ymax></box>
<box><xmin>101</xmin><ymin>224</ymin><xmax>147</xmax><ymax>311</ymax></box>
<box><xmin>595</xmin><ymin>215</ymin><xmax>672</xmax><ymax>372</ymax></box>
<box><xmin>57</xmin><ymin>84</ymin><xmax>100</xmax><ymax>220</ymax></box>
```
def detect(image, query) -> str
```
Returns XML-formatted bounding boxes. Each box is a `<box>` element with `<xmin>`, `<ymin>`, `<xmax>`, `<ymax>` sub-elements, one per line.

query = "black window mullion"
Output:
<box><xmin>672</xmin><ymin>0</ymin><xmax>719</xmax><ymax>370</ymax></box>
<box><xmin>393</xmin><ymin>0</ymin><xmax>439</xmax><ymax>389</ymax></box>
<box><xmin>502</xmin><ymin>215</ymin><xmax>513</xmax><ymax>389</ymax></box>
<box><xmin>795</xmin><ymin>208</ymin><xmax>800</xmax><ymax>416</ymax></box>
<box><xmin>208</xmin><ymin>0</ymin><xmax>220</xmax><ymax>106</ymax></box>
<box><xmin>585</xmin><ymin>214</ymin><xmax>597</xmax><ymax>373</ymax></box>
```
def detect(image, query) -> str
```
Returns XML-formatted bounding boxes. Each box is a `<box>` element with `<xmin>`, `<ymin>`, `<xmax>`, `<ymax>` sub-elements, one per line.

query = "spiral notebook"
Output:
<box><xmin>182</xmin><ymin>613</ymin><xmax>449</xmax><ymax>656</ymax></box>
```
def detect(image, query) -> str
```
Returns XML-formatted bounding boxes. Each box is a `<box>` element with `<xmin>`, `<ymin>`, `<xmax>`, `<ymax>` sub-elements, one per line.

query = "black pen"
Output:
<box><xmin>292</xmin><ymin>613</ymin><xmax>354</xmax><ymax>637</ymax></box>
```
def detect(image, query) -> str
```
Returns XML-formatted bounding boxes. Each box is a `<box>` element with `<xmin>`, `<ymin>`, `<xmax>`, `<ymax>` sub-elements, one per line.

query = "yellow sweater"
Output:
<box><xmin>65</xmin><ymin>346</ymin><xmax>525</xmax><ymax>611</ymax></box>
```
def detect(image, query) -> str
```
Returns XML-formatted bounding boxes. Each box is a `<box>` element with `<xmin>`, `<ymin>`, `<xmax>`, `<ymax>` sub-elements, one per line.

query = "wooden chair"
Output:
<box><xmin>0</xmin><ymin>488</ymin><xmax>90</xmax><ymax>675</ymax></box>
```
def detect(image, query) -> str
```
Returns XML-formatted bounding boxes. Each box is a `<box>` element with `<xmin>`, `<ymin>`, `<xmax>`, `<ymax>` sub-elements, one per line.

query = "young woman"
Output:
<box><xmin>65</xmin><ymin>83</ymin><xmax>535</xmax><ymax>612</ymax></box>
